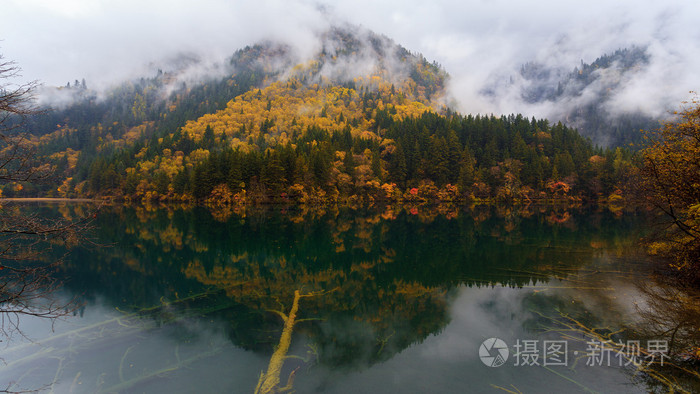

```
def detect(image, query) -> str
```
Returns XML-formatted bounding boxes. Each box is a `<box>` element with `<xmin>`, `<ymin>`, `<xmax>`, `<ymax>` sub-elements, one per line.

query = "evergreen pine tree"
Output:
<box><xmin>387</xmin><ymin>143</ymin><xmax>407</xmax><ymax>186</ymax></box>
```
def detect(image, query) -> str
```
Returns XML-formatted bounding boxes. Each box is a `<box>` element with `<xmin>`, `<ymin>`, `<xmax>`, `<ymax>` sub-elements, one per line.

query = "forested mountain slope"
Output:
<box><xmin>484</xmin><ymin>47</ymin><xmax>660</xmax><ymax>147</ymax></box>
<box><xmin>9</xmin><ymin>26</ymin><xmax>634</xmax><ymax>204</ymax></box>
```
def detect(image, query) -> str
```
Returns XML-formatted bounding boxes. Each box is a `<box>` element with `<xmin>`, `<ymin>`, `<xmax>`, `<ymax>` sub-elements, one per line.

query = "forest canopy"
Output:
<box><xmin>5</xmin><ymin>31</ymin><xmax>638</xmax><ymax>206</ymax></box>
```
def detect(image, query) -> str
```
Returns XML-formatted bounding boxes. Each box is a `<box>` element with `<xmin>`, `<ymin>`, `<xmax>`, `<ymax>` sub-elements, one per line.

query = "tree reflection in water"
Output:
<box><xmin>5</xmin><ymin>203</ymin><xmax>698</xmax><ymax>393</ymax></box>
<box><xmin>633</xmin><ymin>276</ymin><xmax>700</xmax><ymax>392</ymax></box>
<box><xmin>519</xmin><ymin>254</ymin><xmax>700</xmax><ymax>393</ymax></box>
<box><xmin>0</xmin><ymin>202</ymin><xmax>94</xmax><ymax>341</ymax></box>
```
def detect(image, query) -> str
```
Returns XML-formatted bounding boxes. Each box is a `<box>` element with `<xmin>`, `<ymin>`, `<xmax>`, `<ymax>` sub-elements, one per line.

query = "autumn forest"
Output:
<box><xmin>11</xmin><ymin>28</ymin><xmax>636</xmax><ymax>208</ymax></box>
<box><xmin>4</xmin><ymin>16</ymin><xmax>700</xmax><ymax>393</ymax></box>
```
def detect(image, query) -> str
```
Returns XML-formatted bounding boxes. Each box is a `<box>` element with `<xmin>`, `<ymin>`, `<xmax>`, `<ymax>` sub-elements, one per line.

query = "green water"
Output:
<box><xmin>0</xmin><ymin>204</ymin><xmax>696</xmax><ymax>393</ymax></box>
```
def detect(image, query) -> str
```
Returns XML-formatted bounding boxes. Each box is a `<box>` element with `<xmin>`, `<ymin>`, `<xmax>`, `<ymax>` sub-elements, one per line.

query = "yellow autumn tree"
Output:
<box><xmin>642</xmin><ymin>96</ymin><xmax>700</xmax><ymax>283</ymax></box>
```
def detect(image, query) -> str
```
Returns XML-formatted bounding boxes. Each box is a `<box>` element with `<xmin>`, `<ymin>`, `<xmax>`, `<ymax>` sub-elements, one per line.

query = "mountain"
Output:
<box><xmin>484</xmin><ymin>47</ymin><xmax>661</xmax><ymax>147</ymax></box>
<box><xmin>11</xmin><ymin>26</ymin><xmax>633</xmax><ymax>204</ymax></box>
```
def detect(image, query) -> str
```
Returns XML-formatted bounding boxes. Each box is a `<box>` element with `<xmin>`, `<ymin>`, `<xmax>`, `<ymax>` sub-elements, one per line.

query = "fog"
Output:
<box><xmin>3</xmin><ymin>0</ymin><xmax>700</xmax><ymax>120</ymax></box>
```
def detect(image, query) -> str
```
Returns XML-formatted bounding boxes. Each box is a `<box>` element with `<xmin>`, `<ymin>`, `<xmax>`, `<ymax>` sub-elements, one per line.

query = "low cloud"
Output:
<box><xmin>3</xmin><ymin>0</ymin><xmax>699</xmax><ymax>122</ymax></box>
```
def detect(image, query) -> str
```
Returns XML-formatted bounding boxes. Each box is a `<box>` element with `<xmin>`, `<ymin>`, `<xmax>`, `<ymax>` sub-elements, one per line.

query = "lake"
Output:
<box><xmin>1</xmin><ymin>203</ymin><xmax>697</xmax><ymax>393</ymax></box>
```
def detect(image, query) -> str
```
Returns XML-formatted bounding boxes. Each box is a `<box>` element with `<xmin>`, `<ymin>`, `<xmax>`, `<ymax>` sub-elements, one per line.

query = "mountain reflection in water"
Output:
<box><xmin>1</xmin><ymin>204</ymin><xmax>697</xmax><ymax>393</ymax></box>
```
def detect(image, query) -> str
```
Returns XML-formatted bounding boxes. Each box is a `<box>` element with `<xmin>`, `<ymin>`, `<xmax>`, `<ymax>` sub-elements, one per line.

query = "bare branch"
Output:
<box><xmin>0</xmin><ymin>52</ymin><xmax>92</xmax><ymax>341</ymax></box>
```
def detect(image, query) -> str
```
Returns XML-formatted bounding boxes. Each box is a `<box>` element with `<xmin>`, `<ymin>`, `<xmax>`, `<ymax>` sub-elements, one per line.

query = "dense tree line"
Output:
<box><xmin>73</xmin><ymin>108</ymin><xmax>631</xmax><ymax>204</ymax></box>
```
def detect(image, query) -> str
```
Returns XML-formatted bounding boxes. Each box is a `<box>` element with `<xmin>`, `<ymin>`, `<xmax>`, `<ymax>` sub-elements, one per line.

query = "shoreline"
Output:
<box><xmin>0</xmin><ymin>198</ymin><xmax>102</xmax><ymax>203</ymax></box>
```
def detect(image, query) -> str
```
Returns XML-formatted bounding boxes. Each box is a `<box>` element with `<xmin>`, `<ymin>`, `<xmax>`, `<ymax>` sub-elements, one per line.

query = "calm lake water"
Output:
<box><xmin>1</xmin><ymin>204</ymin><xmax>697</xmax><ymax>393</ymax></box>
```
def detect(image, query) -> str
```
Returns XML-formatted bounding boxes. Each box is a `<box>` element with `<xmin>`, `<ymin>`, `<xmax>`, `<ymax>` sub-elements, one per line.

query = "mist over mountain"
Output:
<box><xmin>33</xmin><ymin>25</ymin><xmax>666</xmax><ymax>149</ymax></box>
<box><xmin>482</xmin><ymin>46</ymin><xmax>662</xmax><ymax>147</ymax></box>
<box><xmin>28</xmin><ymin>25</ymin><xmax>447</xmax><ymax>136</ymax></box>
<box><xmin>6</xmin><ymin>0</ymin><xmax>699</xmax><ymax>140</ymax></box>
<box><xmin>10</xmin><ymin>24</ymin><xmax>639</xmax><ymax>205</ymax></box>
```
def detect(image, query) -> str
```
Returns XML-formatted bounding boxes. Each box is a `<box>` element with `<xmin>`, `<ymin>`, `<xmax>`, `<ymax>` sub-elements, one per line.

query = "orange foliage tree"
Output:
<box><xmin>642</xmin><ymin>96</ymin><xmax>700</xmax><ymax>283</ymax></box>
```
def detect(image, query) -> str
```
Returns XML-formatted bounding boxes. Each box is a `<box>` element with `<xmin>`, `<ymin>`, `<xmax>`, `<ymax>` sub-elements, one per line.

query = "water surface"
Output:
<box><xmin>0</xmin><ymin>204</ymin><xmax>694</xmax><ymax>393</ymax></box>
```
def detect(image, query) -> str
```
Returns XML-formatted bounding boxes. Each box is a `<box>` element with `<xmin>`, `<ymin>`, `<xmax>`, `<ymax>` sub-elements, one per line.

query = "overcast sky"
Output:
<box><xmin>2</xmin><ymin>0</ymin><xmax>700</xmax><ymax>116</ymax></box>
